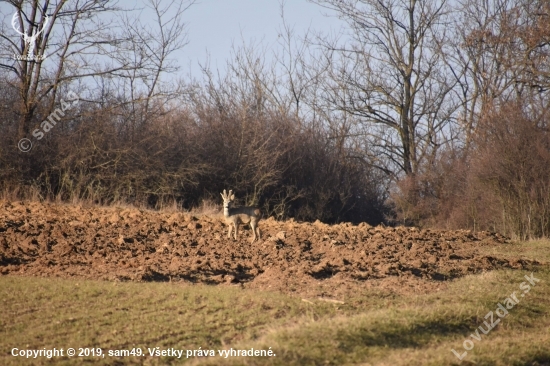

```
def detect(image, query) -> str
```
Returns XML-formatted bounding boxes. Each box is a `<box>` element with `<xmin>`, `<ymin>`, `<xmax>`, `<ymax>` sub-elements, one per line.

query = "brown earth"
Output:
<box><xmin>0</xmin><ymin>201</ymin><xmax>539</xmax><ymax>298</ymax></box>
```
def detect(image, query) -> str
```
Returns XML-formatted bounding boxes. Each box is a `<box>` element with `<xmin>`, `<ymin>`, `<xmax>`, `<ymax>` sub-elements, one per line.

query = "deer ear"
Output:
<box><xmin>230</xmin><ymin>194</ymin><xmax>235</xmax><ymax>200</ymax></box>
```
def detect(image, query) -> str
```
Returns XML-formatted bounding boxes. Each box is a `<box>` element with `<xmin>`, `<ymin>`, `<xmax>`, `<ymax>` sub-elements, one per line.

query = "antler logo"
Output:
<box><xmin>11</xmin><ymin>12</ymin><xmax>49</xmax><ymax>61</ymax></box>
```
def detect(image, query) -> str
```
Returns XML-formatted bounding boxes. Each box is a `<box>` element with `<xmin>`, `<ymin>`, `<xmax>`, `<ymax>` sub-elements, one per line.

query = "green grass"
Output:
<box><xmin>236</xmin><ymin>269</ymin><xmax>550</xmax><ymax>366</ymax></box>
<box><xmin>0</xmin><ymin>278</ymin><xmax>345</xmax><ymax>365</ymax></box>
<box><xmin>1</xmin><ymin>240</ymin><xmax>550</xmax><ymax>365</ymax></box>
<box><xmin>478</xmin><ymin>239</ymin><xmax>550</xmax><ymax>265</ymax></box>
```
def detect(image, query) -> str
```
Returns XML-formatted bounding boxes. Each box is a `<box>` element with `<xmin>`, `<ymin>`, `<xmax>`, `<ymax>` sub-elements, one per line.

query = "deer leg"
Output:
<box><xmin>227</xmin><ymin>224</ymin><xmax>232</xmax><ymax>239</ymax></box>
<box><xmin>250</xmin><ymin>221</ymin><xmax>257</xmax><ymax>242</ymax></box>
<box><xmin>234</xmin><ymin>223</ymin><xmax>238</xmax><ymax>240</ymax></box>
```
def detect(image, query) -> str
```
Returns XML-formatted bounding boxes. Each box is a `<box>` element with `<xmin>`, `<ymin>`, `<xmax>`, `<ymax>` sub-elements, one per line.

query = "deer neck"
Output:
<box><xmin>223</xmin><ymin>205</ymin><xmax>231</xmax><ymax>217</ymax></box>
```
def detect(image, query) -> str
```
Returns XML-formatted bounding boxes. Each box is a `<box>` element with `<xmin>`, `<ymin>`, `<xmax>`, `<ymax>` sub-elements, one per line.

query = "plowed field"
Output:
<box><xmin>0</xmin><ymin>201</ymin><xmax>536</xmax><ymax>297</ymax></box>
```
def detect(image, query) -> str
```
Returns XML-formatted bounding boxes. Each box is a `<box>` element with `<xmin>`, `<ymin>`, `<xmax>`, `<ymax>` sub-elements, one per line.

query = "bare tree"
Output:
<box><xmin>0</xmin><ymin>0</ymin><xmax>194</xmax><ymax>139</ymax></box>
<box><xmin>443</xmin><ymin>0</ymin><xmax>550</xmax><ymax>153</ymax></box>
<box><xmin>309</xmin><ymin>0</ymin><xmax>455</xmax><ymax>177</ymax></box>
<box><xmin>500</xmin><ymin>0</ymin><xmax>550</xmax><ymax>94</ymax></box>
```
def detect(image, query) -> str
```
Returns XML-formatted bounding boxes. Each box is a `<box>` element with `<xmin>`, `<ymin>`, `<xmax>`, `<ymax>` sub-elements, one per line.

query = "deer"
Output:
<box><xmin>220</xmin><ymin>189</ymin><xmax>262</xmax><ymax>242</ymax></box>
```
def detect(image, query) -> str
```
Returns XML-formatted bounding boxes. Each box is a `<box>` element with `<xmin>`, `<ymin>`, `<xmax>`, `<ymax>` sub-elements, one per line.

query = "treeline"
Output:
<box><xmin>0</xmin><ymin>57</ymin><xmax>387</xmax><ymax>224</ymax></box>
<box><xmin>0</xmin><ymin>0</ymin><xmax>549</xmax><ymax>238</ymax></box>
<box><xmin>393</xmin><ymin>103</ymin><xmax>550</xmax><ymax>239</ymax></box>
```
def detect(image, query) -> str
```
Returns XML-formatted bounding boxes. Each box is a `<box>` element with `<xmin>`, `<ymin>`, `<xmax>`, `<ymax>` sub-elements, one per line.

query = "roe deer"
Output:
<box><xmin>220</xmin><ymin>189</ymin><xmax>262</xmax><ymax>241</ymax></box>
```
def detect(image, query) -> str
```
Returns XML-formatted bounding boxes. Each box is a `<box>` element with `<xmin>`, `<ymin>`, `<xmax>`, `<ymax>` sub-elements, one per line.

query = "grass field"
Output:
<box><xmin>1</xmin><ymin>240</ymin><xmax>550</xmax><ymax>365</ymax></box>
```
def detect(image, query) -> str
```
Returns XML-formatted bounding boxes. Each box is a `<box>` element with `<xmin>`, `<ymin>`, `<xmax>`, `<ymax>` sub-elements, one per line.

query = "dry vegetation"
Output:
<box><xmin>1</xmin><ymin>201</ymin><xmax>549</xmax><ymax>365</ymax></box>
<box><xmin>1</xmin><ymin>0</ymin><xmax>550</xmax><ymax>365</ymax></box>
<box><xmin>1</xmin><ymin>236</ymin><xmax>549</xmax><ymax>365</ymax></box>
<box><xmin>0</xmin><ymin>0</ymin><xmax>549</xmax><ymax>237</ymax></box>
<box><xmin>2</xmin><ymin>200</ymin><xmax>542</xmax><ymax>296</ymax></box>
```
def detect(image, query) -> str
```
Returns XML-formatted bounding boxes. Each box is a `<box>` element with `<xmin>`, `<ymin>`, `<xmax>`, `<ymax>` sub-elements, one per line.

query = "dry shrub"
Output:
<box><xmin>392</xmin><ymin>101</ymin><xmax>550</xmax><ymax>239</ymax></box>
<box><xmin>470</xmin><ymin>102</ymin><xmax>550</xmax><ymax>238</ymax></box>
<box><xmin>389</xmin><ymin>149</ymin><xmax>468</xmax><ymax>228</ymax></box>
<box><xmin>0</xmin><ymin>81</ymin><xmax>388</xmax><ymax>224</ymax></box>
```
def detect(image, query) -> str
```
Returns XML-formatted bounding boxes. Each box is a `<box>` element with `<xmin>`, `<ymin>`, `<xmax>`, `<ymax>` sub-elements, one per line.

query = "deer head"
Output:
<box><xmin>220</xmin><ymin>189</ymin><xmax>235</xmax><ymax>207</ymax></box>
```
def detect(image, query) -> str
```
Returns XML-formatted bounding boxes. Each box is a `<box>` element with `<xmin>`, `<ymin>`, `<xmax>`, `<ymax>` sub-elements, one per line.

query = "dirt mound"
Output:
<box><xmin>0</xmin><ymin>201</ymin><xmax>537</xmax><ymax>296</ymax></box>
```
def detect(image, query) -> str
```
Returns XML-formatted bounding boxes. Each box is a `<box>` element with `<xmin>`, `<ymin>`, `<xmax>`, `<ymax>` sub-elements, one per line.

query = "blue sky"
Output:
<box><xmin>179</xmin><ymin>0</ymin><xmax>342</xmax><ymax>77</ymax></box>
<box><xmin>0</xmin><ymin>0</ymin><xmax>343</xmax><ymax>79</ymax></box>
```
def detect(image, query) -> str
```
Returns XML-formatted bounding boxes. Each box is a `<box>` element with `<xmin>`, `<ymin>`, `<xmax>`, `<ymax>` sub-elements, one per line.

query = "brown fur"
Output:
<box><xmin>220</xmin><ymin>190</ymin><xmax>262</xmax><ymax>242</ymax></box>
